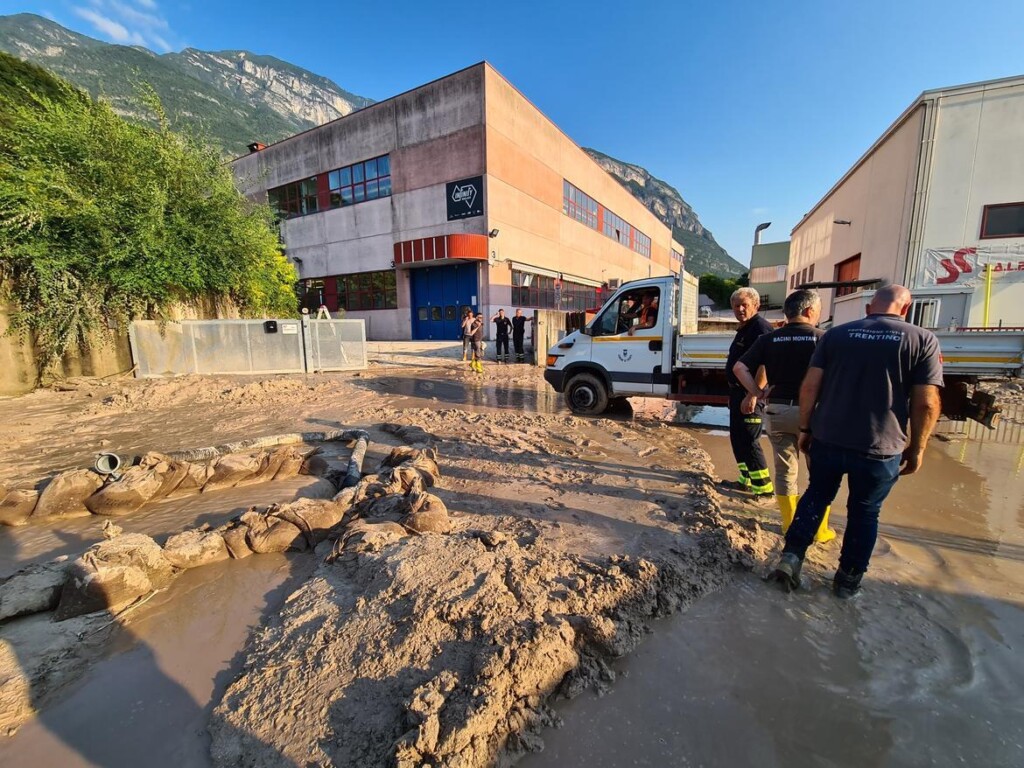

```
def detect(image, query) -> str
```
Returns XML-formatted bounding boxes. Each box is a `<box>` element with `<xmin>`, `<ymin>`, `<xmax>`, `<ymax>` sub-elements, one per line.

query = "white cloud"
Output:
<box><xmin>72</xmin><ymin>0</ymin><xmax>178</xmax><ymax>51</ymax></box>
<box><xmin>72</xmin><ymin>7</ymin><xmax>147</xmax><ymax>45</ymax></box>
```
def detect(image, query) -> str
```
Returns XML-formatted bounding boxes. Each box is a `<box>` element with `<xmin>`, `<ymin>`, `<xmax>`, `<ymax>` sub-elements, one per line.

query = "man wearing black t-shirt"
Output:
<box><xmin>724</xmin><ymin>287</ymin><xmax>775</xmax><ymax>497</ymax></box>
<box><xmin>491</xmin><ymin>309</ymin><xmax>513</xmax><ymax>363</ymax></box>
<box><xmin>771</xmin><ymin>284</ymin><xmax>943</xmax><ymax>599</ymax></box>
<box><xmin>734</xmin><ymin>289</ymin><xmax>835</xmax><ymax>542</ymax></box>
<box><xmin>511</xmin><ymin>309</ymin><xmax>528</xmax><ymax>363</ymax></box>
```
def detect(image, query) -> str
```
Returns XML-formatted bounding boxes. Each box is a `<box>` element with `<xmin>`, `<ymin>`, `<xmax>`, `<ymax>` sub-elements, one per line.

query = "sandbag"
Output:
<box><xmin>269</xmin><ymin>499</ymin><xmax>347</xmax><ymax>546</ymax></box>
<box><xmin>166</xmin><ymin>460</ymin><xmax>214</xmax><ymax>499</ymax></box>
<box><xmin>0</xmin><ymin>560</ymin><xmax>69</xmax><ymax>620</ymax></box>
<box><xmin>403</xmin><ymin>493</ymin><xmax>451</xmax><ymax>534</ymax></box>
<box><xmin>163</xmin><ymin>530</ymin><xmax>230</xmax><ymax>569</ymax></box>
<box><xmin>32</xmin><ymin>469</ymin><xmax>103</xmax><ymax>520</ymax></box>
<box><xmin>139</xmin><ymin>452</ymin><xmax>191</xmax><ymax>498</ymax></box>
<box><xmin>332</xmin><ymin>519</ymin><xmax>408</xmax><ymax>557</ymax></box>
<box><xmin>222</xmin><ymin>525</ymin><xmax>254</xmax><ymax>559</ymax></box>
<box><xmin>245</xmin><ymin>515</ymin><xmax>307</xmax><ymax>554</ymax></box>
<box><xmin>0</xmin><ymin>488</ymin><xmax>38</xmax><ymax>527</ymax></box>
<box><xmin>204</xmin><ymin>453</ymin><xmax>263</xmax><ymax>492</ymax></box>
<box><xmin>85</xmin><ymin>466</ymin><xmax>164</xmax><ymax>516</ymax></box>
<box><xmin>53</xmin><ymin>533</ymin><xmax>175</xmax><ymax>621</ymax></box>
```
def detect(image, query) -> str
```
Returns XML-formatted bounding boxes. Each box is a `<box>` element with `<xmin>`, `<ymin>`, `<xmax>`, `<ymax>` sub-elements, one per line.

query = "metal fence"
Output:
<box><xmin>129</xmin><ymin>318</ymin><xmax>366</xmax><ymax>378</ymax></box>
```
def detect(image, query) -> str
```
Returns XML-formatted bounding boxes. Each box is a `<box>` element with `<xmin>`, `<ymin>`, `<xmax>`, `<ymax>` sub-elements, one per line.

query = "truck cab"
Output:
<box><xmin>544</xmin><ymin>276</ymin><xmax>677</xmax><ymax>414</ymax></box>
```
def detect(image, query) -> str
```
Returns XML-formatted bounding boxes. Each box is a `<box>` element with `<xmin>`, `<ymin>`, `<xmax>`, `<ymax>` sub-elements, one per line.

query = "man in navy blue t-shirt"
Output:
<box><xmin>772</xmin><ymin>284</ymin><xmax>943</xmax><ymax>599</ymax></box>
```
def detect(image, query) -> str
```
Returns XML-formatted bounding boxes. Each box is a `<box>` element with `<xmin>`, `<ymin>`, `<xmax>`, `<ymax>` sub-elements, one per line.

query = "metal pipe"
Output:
<box><xmin>983</xmin><ymin>263</ymin><xmax>993</xmax><ymax>328</ymax></box>
<box><xmin>754</xmin><ymin>222</ymin><xmax>772</xmax><ymax>246</ymax></box>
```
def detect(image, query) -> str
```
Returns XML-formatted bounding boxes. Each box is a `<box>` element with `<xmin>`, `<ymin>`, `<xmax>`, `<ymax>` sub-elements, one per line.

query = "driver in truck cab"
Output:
<box><xmin>623</xmin><ymin>292</ymin><xmax>659</xmax><ymax>336</ymax></box>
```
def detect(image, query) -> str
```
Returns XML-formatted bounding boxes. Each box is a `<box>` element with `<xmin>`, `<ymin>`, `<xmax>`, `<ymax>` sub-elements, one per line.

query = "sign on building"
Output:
<box><xmin>446</xmin><ymin>176</ymin><xmax>484</xmax><ymax>220</ymax></box>
<box><xmin>920</xmin><ymin>246</ymin><xmax>1024</xmax><ymax>286</ymax></box>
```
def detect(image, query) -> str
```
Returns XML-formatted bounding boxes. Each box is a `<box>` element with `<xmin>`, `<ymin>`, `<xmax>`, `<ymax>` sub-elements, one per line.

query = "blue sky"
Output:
<box><xmin>12</xmin><ymin>0</ymin><xmax>1024</xmax><ymax>267</ymax></box>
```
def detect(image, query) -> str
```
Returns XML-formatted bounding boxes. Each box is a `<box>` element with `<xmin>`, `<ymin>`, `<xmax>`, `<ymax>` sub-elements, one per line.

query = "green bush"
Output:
<box><xmin>0</xmin><ymin>53</ymin><xmax>296</xmax><ymax>373</ymax></box>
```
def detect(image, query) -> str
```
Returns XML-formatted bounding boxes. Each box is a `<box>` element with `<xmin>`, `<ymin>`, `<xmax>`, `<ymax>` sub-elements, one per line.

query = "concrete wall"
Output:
<box><xmin>482</xmin><ymin>65</ymin><xmax>675</xmax><ymax>307</ymax></box>
<box><xmin>0</xmin><ymin>302</ymin><xmax>133</xmax><ymax>396</ymax></box>
<box><xmin>911</xmin><ymin>81</ymin><xmax>1024</xmax><ymax>326</ymax></box>
<box><xmin>789</xmin><ymin>106</ymin><xmax>924</xmax><ymax>318</ymax></box>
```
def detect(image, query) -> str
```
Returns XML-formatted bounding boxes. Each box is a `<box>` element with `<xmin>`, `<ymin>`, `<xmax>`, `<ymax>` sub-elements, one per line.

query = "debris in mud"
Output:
<box><xmin>210</xmin><ymin>515</ymin><xmax>743</xmax><ymax>768</ymax></box>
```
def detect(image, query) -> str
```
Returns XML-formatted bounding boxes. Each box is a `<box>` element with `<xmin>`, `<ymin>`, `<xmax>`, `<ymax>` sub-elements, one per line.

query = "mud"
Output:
<box><xmin>1</xmin><ymin>365</ymin><xmax>1021</xmax><ymax>767</ymax></box>
<box><xmin>524</xmin><ymin>417</ymin><xmax>1024</xmax><ymax>768</ymax></box>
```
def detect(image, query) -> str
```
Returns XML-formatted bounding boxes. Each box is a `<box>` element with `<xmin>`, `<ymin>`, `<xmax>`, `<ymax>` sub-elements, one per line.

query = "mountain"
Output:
<box><xmin>0</xmin><ymin>13</ymin><xmax>372</xmax><ymax>155</ymax></box>
<box><xmin>584</xmin><ymin>149</ymin><xmax>746</xmax><ymax>277</ymax></box>
<box><xmin>0</xmin><ymin>13</ymin><xmax>741</xmax><ymax>276</ymax></box>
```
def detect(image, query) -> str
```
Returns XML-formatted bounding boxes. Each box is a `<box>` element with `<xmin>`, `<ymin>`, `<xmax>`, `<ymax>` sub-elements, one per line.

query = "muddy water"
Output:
<box><xmin>360</xmin><ymin>374</ymin><xmax>569</xmax><ymax>414</ymax></box>
<box><xmin>524</xmin><ymin>412</ymin><xmax>1024</xmax><ymax>768</ymax></box>
<box><xmin>0</xmin><ymin>554</ymin><xmax>314</xmax><ymax>767</ymax></box>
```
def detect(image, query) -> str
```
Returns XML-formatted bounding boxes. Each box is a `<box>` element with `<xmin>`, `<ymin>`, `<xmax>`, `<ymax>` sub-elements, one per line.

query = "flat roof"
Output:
<box><xmin>792</xmin><ymin>73</ymin><xmax>1024</xmax><ymax>234</ymax></box>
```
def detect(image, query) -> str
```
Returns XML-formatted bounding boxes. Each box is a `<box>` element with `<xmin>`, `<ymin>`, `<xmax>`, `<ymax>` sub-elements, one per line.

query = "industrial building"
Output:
<box><xmin>787</xmin><ymin>74</ymin><xmax>1024</xmax><ymax>328</ymax></box>
<box><xmin>232</xmin><ymin>62</ymin><xmax>688</xmax><ymax>341</ymax></box>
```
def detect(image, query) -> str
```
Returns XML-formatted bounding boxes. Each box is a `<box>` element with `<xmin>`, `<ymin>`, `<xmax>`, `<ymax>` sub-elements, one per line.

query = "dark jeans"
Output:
<box><xmin>513</xmin><ymin>334</ymin><xmax>525</xmax><ymax>355</ymax></box>
<box><xmin>728</xmin><ymin>388</ymin><xmax>770</xmax><ymax>491</ymax></box>
<box><xmin>495</xmin><ymin>336</ymin><xmax>509</xmax><ymax>356</ymax></box>
<box><xmin>783</xmin><ymin>440</ymin><xmax>902</xmax><ymax>574</ymax></box>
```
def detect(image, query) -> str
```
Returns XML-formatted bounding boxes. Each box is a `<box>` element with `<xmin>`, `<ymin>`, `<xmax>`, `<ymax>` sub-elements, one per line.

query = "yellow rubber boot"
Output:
<box><xmin>814</xmin><ymin>506</ymin><xmax>837</xmax><ymax>544</ymax></box>
<box><xmin>775</xmin><ymin>495</ymin><xmax>797</xmax><ymax>534</ymax></box>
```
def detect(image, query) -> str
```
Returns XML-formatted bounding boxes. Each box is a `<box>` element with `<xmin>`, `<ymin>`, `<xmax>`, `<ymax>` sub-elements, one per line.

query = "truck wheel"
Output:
<box><xmin>565</xmin><ymin>373</ymin><xmax>609</xmax><ymax>415</ymax></box>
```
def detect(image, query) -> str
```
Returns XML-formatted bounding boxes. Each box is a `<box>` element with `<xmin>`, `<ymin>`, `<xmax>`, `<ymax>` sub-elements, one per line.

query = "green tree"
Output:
<box><xmin>0</xmin><ymin>52</ymin><xmax>296</xmax><ymax>374</ymax></box>
<box><xmin>699</xmin><ymin>272</ymin><xmax>751</xmax><ymax>308</ymax></box>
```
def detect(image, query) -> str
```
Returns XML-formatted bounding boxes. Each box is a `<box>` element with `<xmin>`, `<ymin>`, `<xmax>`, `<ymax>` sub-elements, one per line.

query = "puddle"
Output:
<box><xmin>363</xmin><ymin>375</ymin><xmax>569</xmax><ymax>414</ymax></box>
<box><xmin>524</xmin><ymin>413</ymin><xmax>1024</xmax><ymax>768</ymax></box>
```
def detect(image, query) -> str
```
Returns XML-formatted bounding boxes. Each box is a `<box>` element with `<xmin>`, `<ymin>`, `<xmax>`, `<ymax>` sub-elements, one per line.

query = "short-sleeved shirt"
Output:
<box><xmin>810</xmin><ymin>314</ymin><xmax>944</xmax><ymax>456</ymax></box>
<box><xmin>738</xmin><ymin>322</ymin><xmax>824</xmax><ymax>401</ymax></box>
<box><xmin>511</xmin><ymin>316</ymin><xmax>527</xmax><ymax>336</ymax></box>
<box><xmin>471</xmin><ymin>320</ymin><xmax>484</xmax><ymax>342</ymax></box>
<box><xmin>726</xmin><ymin>314</ymin><xmax>773</xmax><ymax>388</ymax></box>
<box><xmin>494</xmin><ymin>317</ymin><xmax>512</xmax><ymax>337</ymax></box>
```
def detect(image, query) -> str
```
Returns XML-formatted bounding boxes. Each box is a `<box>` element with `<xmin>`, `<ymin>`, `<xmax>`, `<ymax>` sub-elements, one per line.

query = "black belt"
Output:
<box><xmin>767</xmin><ymin>398</ymin><xmax>799</xmax><ymax>406</ymax></box>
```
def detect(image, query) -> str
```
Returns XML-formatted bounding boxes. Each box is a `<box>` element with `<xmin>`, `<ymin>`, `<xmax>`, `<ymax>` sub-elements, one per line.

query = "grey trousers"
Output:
<box><xmin>764</xmin><ymin>403</ymin><xmax>801</xmax><ymax>497</ymax></box>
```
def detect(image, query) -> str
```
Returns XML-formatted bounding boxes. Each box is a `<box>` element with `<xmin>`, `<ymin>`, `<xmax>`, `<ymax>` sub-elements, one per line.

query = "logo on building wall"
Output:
<box><xmin>446</xmin><ymin>176</ymin><xmax>484</xmax><ymax>221</ymax></box>
<box><xmin>920</xmin><ymin>246</ymin><xmax>1024</xmax><ymax>286</ymax></box>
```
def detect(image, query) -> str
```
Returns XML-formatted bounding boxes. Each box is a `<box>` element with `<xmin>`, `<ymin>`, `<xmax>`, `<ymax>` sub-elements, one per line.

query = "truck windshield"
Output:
<box><xmin>591</xmin><ymin>288</ymin><xmax>660</xmax><ymax>337</ymax></box>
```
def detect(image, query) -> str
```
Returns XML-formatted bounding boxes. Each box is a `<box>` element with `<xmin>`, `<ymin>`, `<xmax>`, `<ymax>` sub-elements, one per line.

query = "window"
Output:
<box><xmin>981</xmin><ymin>202</ymin><xmax>1024</xmax><ymax>239</ymax></box>
<box><xmin>328</xmin><ymin>154</ymin><xmax>391</xmax><ymax>209</ymax></box>
<box><xmin>603</xmin><ymin>208</ymin><xmax>632</xmax><ymax>246</ymax></box>
<box><xmin>563</xmin><ymin>179</ymin><xmax>652</xmax><ymax>257</ymax></box>
<box><xmin>909</xmin><ymin>298</ymin><xmax>940</xmax><ymax>328</ymax></box>
<box><xmin>307</xmin><ymin>270</ymin><xmax>397</xmax><ymax>311</ymax></box>
<box><xmin>563</xmin><ymin>180</ymin><xmax>598</xmax><ymax>229</ymax></box>
<box><xmin>511</xmin><ymin>270</ymin><xmax>598</xmax><ymax>312</ymax></box>
<box><xmin>591</xmin><ymin>287</ymin><xmax>661</xmax><ymax>337</ymax></box>
<box><xmin>268</xmin><ymin>177</ymin><xmax>318</xmax><ymax>219</ymax></box>
<box><xmin>834</xmin><ymin>254</ymin><xmax>862</xmax><ymax>297</ymax></box>
<box><xmin>808</xmin><ymin>263</ymin><xmax>815</xmax><ymax>281</ymax></box>
<box><xmin>750</xmin><ymin>264</ymin><xmax>787</xmax><ymax>283</ymax></box>
<box><xmin>633</xmin><ymin>230</ymin><xmax>652</xmax><ymax>258</ymax></box>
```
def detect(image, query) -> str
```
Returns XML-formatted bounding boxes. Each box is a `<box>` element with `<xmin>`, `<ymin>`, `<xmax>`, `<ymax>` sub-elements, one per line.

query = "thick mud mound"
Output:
<box><xmin>209</xmin><ymin>513</ymin><xmax>742</xmax><ymax>768</ymax></box>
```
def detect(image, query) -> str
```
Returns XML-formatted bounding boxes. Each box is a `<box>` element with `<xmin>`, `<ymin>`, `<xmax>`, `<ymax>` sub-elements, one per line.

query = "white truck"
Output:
<box><xmin>543</xmin><ymin>274</ymin><xmax>1024</xmax><ymax>426</ymax></box>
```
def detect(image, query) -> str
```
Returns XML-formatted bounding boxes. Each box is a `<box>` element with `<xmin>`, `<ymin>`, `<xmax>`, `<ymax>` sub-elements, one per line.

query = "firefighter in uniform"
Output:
<box><xmin>733</xmin><ymin>289</ymin><xmax>835</xmax><ymax>542</ymax></box>
<box><xmin>723</xmin><ymin>287</ymin><xmax>774</xmax><ymax>497</ymax></box>
<box><xmin>511</xmin><ymin>309</ymin><xmax>527</xmax><ymax>363</ymax></box>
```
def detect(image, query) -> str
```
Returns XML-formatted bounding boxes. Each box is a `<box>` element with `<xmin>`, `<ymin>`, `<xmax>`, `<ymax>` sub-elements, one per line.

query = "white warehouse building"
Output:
<box><xmin>788</xmin><ymin>74</ymin><xmax>1024</xmax><ymax>329</ymax></box>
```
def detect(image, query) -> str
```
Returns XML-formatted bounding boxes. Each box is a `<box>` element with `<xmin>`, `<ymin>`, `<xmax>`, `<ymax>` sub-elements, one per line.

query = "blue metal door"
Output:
<box><xmin>410</xmin><ymin>264</ymin><xmax>479</xmax><ymax>340</ymax></box>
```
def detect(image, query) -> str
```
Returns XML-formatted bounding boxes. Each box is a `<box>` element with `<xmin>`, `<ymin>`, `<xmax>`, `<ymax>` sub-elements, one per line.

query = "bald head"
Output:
<box><xmin>868</xmin><ymin>284</ymin><xmax>912</xmax><ymax>317</ymax></box>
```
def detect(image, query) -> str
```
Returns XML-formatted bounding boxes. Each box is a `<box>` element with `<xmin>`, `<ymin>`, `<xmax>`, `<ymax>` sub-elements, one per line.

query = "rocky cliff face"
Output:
<box><xmin>0</xmin><ymin>14</ymin><xmax>373</xmax><ymax>155</ymax></box>
<box><xmin>164</xmin><ymin>49</ymin><xmax>372</xmax><ymax>128</ymax></box>
<box><xmin>584</xmin><ymin>149</ymin><xmax>745</xmax><ymax>277</ymax></box>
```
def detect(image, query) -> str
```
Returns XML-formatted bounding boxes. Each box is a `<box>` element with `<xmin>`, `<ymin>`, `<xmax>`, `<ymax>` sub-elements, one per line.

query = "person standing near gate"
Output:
<box><xmin>470</xmin><ymin>312</ymin><xmax>485</xmax><ymax>373</ymax></box>
<box><xmin>460</xmin><ymin>309</ymin><xmax>475</xmax><ymax>362</ymax></box>
<box><xmin>732</xmin><ymin>289</ymin><xmax>835</xmax><ymax>542</ymax></box>
<box><xmin>512</xmin><ymin>309</ymin><xmax>528</xmax><ymax>363</ymax></box>
<box><xmin>771</xmin><ymin>284</ymin><xmax>943</xmax><ymax>599</ymax></box>
<box><xmin>491</xmin><ymin>308</ymin><xmax>513</xmax><ymax>363</ymax></box>
<box><xmin>724</xmin><ymin>287</ymin><xmax>774</xmax><ymax>498</ymax></box>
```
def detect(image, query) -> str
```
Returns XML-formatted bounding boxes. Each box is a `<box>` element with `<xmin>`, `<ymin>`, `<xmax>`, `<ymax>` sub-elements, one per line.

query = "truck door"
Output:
<box><xmin>588</xmin><ymin>286</ymin><xmax>665</xmax><ymax>395</ymax></box>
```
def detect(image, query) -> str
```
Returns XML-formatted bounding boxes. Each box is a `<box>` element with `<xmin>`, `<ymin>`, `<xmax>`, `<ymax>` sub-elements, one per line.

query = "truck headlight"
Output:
<box><xmin>546</xmin><ymin>355</ymin><xmax>560</xmax><ymax>367</ymax></box>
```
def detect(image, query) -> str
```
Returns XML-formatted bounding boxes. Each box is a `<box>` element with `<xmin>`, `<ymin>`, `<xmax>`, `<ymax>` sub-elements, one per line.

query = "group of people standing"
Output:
<box><xmin>460</xmin><ymin>308</ymin><xmax>530</xmax><ymax>372</ymax></box>
<box><xmin>724</xmin><ymin>283</ymin><xmax>943</xmax><ymax>600</ymax></box>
